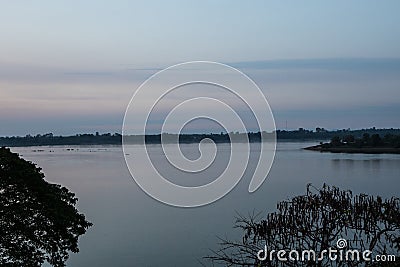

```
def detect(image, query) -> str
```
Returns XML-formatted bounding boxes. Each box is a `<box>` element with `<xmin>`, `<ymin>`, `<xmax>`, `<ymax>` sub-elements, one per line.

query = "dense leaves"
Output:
<box><xmin>0</xmin><ymin>147</ymin><xmax>92</xmax><ymax>266</ymax></box>
<box><xmin>326</xmin><ymin>134</ymin><xmax>400</xmax><ymax>149</ymax></box>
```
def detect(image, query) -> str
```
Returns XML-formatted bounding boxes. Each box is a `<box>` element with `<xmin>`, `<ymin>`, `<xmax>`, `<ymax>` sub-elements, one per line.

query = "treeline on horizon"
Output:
<box><xmin>1</xmin><ymin>127</ymin><xmax>400</xmax><ymax>147</ymax></box>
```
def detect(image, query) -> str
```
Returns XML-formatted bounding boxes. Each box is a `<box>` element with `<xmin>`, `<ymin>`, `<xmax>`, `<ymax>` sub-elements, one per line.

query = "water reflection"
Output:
<box><xmin>11</xmin><ymin>143</ymin><xmax>400</xmax><ymax>267</ymax></box>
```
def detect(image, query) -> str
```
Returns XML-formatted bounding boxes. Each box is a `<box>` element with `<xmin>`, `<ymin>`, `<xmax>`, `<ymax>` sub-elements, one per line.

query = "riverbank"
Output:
<box><xmin>2</xmin><ymin>128</ymin><xmax>399</xmax><ymax>147</ymax></box>
<box><xmin>304</xmin><ymin>145</ymin><xmax>400</xmax><ymax>154</ymax></box>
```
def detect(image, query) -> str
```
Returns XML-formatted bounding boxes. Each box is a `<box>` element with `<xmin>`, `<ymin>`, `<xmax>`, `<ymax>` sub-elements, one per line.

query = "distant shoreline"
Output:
<box><xmin>304</xmin><ymin>145</ymin><xmax>400</xmax><ymax>154</ymax></box>
<box><xmin>304</xmin><ymin>132</ymin><xmax>400</xmax><ymax>154</ymax></box>
<box><xmin>1</xmin><ymin>128</ymin><xmax>400</xmax><ymax>147</ymax></box>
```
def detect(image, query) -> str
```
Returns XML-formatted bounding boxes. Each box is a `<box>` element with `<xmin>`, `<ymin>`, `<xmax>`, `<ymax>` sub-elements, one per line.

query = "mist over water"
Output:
<box><xmin>11</xmin><ymin>142</ymin><xmax>400</xmax><ymax>267</ymax></box>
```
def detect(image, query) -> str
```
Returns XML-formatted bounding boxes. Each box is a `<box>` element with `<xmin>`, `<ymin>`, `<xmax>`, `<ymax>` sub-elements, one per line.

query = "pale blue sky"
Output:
<box><xmin>1</xmin><ymin>1</ymin><xmax>400</xmax><ymax>135</ymax></box>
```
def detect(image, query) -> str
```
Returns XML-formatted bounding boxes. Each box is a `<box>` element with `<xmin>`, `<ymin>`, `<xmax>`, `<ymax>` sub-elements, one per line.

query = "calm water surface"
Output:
<box><xmin>12</xmin><ymin>142</ymin><xmax>400</xmax><ymax>267</ymax></box>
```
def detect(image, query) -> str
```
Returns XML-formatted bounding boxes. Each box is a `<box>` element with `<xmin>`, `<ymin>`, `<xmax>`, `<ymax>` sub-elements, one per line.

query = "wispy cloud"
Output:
<box><xmin>63</xmin><ymin>71</ymin><xmax>114</xmax><ymax>76</ymax></box>
<box><xmin>229</xmin><ymin>58</ymin><xmax>400</xmax><ymax>71</ymax></box>
<box><xmin>1</xmin><ymin>58</ymin><xmax>400</xmax><ymax>135</ymax></box>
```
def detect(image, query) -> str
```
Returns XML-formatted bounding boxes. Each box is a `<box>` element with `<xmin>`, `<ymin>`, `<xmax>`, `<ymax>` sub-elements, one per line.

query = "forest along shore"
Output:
<box><xmin>304</xmin><ymin>133</ymin><xmax>400</xmax><ymax>154</ymax></box>
<box><xmin>304</xmin><ymin>146</ymin><xmax>400</xmax><ymax>154</ymax></box>
<box><xmin>1</xmin><ymin>128</ymin><xmax>400</xmax><ymax>147</ymax></box>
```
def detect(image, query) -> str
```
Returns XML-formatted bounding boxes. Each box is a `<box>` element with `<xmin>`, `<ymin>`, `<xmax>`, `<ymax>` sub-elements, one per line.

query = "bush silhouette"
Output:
<box><xmin>208</xmin><ymin>184</ymin><xmax>400</xmax><ymax>266</ymax></box>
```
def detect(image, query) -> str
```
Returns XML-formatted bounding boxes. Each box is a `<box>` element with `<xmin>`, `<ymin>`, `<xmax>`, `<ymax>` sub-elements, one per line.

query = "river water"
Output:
<box><xmin>11</xmin><ymin>142</ymin><xmax>400</xmax><ymax>266</ymax></box>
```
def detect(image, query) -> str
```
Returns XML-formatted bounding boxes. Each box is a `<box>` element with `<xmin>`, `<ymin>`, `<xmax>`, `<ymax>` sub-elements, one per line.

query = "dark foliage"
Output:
<box><xmin>0</xmin><ymin>147</ymin><xmax>92</xmax><ymax>266</ymax></box>
<box><xmin>325</xmin><ymin>134</ymin><xmax>400</xmax><ymax>149</ymax></box>
<box><xmin>207</xmin><ymin>184</ymin><xmax>400</xmax><ymax>266</ymax></box>
<box><xmin>0</xmin><ymin>133</ymin><xmax>122</xmax><ymax>147</ymax></box>
<box><xmin>1</xmin><ymin>128</ymin><xmax>400</xmax><ymax>147</ymax></box>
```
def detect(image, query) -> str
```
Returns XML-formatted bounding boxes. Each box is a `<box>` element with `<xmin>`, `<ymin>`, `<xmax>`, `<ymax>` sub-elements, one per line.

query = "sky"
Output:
<box><xmin>1</xmin><ymin>1</ymin><xmax>400</xmax><ymax>136</ymax></box>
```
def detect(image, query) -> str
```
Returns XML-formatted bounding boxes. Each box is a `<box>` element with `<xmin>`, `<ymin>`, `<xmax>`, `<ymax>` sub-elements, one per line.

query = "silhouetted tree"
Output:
<box><xmin>0</xmin><ymin>147</ymin><xmax>92</xmax><ymax>267</ymax></box>
<box><xmin>207</xmin><ymin>184</ymin><xmax>400</xmax><ymax>266</ymax></box>
<box><xmin>362</xmin><ymin>133</ymin><xmax>371</xmax><ymax>145</ymax></box>
<box><xmin>330</xmin><ymin>136</ymin><xmax>341</xmax><ymax>146</ymax></box>
<box><xmin>343</xmin><ymin>135</ymin><xmax>355</xmax><ymax>144</ymax></box>
<box><xmin>371</xmin><ymin>134</ymin><xmax>382</xmax><ymax>147</ymax></box>
<box><xmin>384</xmin><ymin>135</ymin><xmax>400</xmax><ymax>148</ymax></box>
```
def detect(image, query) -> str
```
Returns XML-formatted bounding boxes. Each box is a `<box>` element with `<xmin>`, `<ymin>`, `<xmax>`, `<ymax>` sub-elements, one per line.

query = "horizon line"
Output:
<box><xmin>2</xmin><ymin>127</ymin><xmax>400</xmax><ymax>138</ymax></box>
